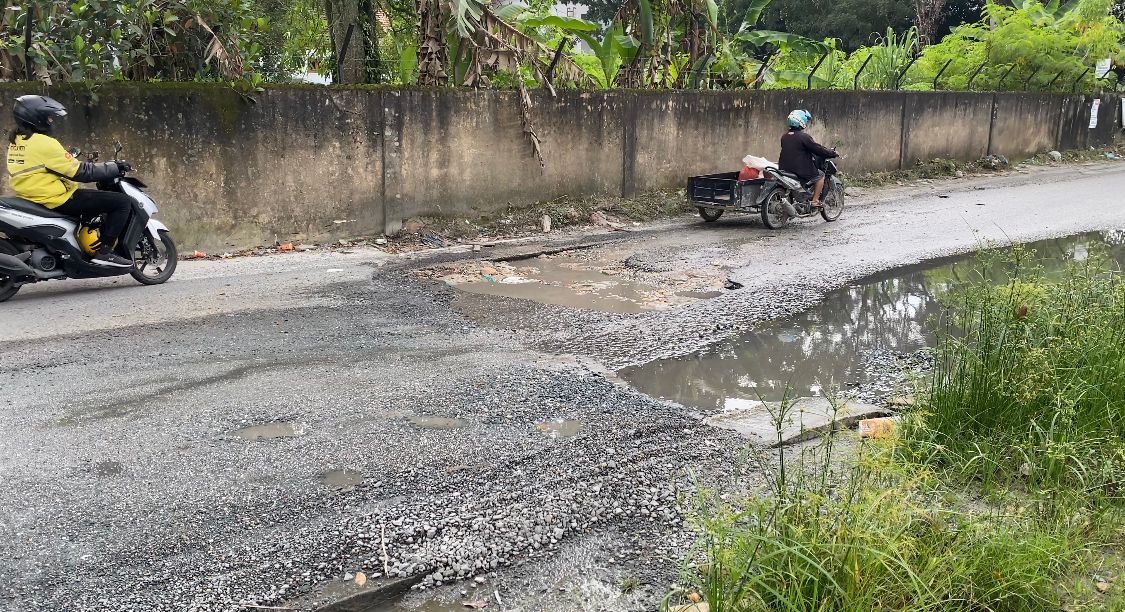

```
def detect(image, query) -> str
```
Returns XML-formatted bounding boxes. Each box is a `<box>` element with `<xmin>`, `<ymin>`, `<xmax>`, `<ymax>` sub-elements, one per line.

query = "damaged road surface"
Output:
<box><xmin>2</xmin><ymin>163</ymin><xmax>1125</xmax><ymax>611</ymax></box>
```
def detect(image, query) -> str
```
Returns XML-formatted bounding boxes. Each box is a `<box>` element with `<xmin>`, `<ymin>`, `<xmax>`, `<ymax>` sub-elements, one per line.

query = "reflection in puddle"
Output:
<box><xmin>535</xmin><ymin>418</ymin><xmax>583</xmax><ymax>438</ymax></box>
<box><xmin>407</xmin><ymin>415</ymin><xmax>468</xmax><ymax>430</ymax></box>
<box><xmin>621</xmin><ymin>231</ymin><xmax>1125</xmax><ymax>408</ymax></box>
<box><xmin>235</xmin><ymin>421</ymin><xmax>304</xmax><ymax>440</ymax></box>
<box><xmin>321</xmin><ymin>469</ymin><xmax>363</xmax><ymax>489</ymax></box>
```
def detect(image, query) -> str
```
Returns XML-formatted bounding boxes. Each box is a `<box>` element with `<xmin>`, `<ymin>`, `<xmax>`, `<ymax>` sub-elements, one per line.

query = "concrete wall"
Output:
<box><xmin>0</xmin><ymin>83</ymin><xmax>1119</xmax><ymax>251</ymax></box>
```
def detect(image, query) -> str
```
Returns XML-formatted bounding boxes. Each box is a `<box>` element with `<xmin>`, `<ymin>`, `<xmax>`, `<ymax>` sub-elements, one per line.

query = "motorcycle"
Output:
<box><xmin>0</xmin><ymin>143</ymin><xmax>177</xmax><ymax>303</ymax></box>
<box><xmin>758</xmin><ymin>153</ymin><xmax>845</xmax><ymax>230</ymax></box>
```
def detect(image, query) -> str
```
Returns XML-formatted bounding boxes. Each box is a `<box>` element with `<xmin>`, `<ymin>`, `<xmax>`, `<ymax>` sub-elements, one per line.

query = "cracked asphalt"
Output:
<box><xmin>2</xmin><ymin>162</ymin><xmax>1124</xmax><ymax>612</ymax></box>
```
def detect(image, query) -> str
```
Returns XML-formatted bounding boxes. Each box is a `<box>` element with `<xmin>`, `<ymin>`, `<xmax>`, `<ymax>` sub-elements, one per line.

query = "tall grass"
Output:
<box><xmin>668</xmin><ymin>396</ymin><xmax>1105</xmax><ymax>612</ymax></box>
<box><xmin>672</xmin><ymin>248</ymin><xmax>1125</xmax><ymax>611</ymax></box>
<box><xmin>906</xmin><ymin>249</ymin><xmax>1125</xmax><ymax>499</ymax></box>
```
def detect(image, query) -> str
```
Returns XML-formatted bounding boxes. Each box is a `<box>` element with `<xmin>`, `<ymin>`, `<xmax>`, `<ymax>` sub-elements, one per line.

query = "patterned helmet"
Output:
<box><xmin>786</xmin><ymin>109</ymin><xmax>812</xmax><ymax>129</ymax></box>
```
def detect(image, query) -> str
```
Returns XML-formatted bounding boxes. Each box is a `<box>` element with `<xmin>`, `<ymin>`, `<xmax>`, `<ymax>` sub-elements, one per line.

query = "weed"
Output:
<box><xmin>904</xmin><ymin>247</ymin><xmax>1125</xmax><ymax>500</ymax></box>
<box><xmin>673</xmin><ymin>388</ymin><xmax>1123</xmax><ymax>611</ymax></box>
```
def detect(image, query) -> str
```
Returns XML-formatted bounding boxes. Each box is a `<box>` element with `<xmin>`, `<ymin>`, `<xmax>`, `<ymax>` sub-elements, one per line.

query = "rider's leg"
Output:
<box><xmin>54</xmin><ymin>189</ymin><xmax>134</xmax><ymax>267</ymax></box>
<box><xmin>810</xmin><ymin>177</ymin><xmax>825</xmax><ymax>208</ymax></box>
<box><xmin>55</xmin><ymin>189</ymin><xmax>131</xmax><ymax>250</ymax></box>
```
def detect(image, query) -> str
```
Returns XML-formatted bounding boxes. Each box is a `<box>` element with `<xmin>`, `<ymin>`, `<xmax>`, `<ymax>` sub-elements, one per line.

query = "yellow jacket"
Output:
<box><xmin>6</xmin><ymin>133</ymin><xmax>82</xmax><ymax>208</ymax></box>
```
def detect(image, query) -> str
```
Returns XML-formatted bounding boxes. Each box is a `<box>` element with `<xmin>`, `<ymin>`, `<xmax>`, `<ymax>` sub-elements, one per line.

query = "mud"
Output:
<box><xmin>322</xmin><ymin>469</ymin><xmax>365</xmax><ymax>489</ymax></box>
<box><xmin>235</xmin><ymin>421</ymin><xmax>305</xmax><ymax>440</ymax></box>
<box><xmin>425</xmin><ymin>249</ymin><xmax>730</xmax><ymax>313</ymax></box>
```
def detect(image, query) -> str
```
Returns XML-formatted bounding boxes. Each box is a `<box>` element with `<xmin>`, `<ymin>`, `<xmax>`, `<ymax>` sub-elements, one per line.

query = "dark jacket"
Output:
<box><xmin>779</xmin><ymin>129</ymin><xmax>837</xmax><ymax>183</ymax></box>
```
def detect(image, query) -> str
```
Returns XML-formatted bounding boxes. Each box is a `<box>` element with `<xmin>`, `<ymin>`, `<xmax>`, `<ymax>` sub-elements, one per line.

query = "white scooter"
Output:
<box><xmin>0</xmin><ymin>144</ymin><xmax>176</xmax><ymax>302</ymax></box>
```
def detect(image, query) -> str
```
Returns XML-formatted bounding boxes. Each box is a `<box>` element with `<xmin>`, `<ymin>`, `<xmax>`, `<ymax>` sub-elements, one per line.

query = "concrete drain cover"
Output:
<box><xmin>703</xmin><ymin>397</ymin><xmax>889</xmax><ymax>447</ymax></box>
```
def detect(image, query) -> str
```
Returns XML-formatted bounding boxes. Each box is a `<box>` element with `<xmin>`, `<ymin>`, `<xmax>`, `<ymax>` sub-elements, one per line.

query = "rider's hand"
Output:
<box><xmin>116</xmin><ymin>161</ymin><xmax>132</xmax><ymax>175</ymax></box>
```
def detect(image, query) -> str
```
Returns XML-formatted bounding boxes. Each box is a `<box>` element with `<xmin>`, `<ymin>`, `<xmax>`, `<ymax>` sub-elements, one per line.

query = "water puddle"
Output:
<box><xmin>92</xmin><ymin>460</ymin><xmax>124</xmax><ymax>477</ymax></box>
<box><xmin>621</xmin><ymin>231</ymin><xmax>1125</xmax><ymax>408</ymax></box>
<box><xmin>429</xmin><ymin>253</ymin><xmax>721</xmax><ymax>313</ymax></box>
<box><xmin>234</xmin><ymin>421</ymin><xmax>305</xmax><ymax>440</ymax></box>
<box><xmin>535</xmin><ymin>418</ymin><xmax>583</xmax><ymax>438</ymax></box>
<box><xmin>321</xmin><ymin>469</ymin><xmax>363</xmax><ymax>489</ymax></box>
<box><xmin>407</xmin><ymin>415</ymin><xmax>468</xmax><ymax>430</ymax></box>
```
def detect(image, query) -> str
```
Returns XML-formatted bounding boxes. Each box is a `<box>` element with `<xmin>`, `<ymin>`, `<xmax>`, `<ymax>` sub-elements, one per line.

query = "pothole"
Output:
<box><xmin>235</xmin><ymin>421</ymin><xmax>305</xmax><ymax>440</ymax></box>
<box><xmin>321</xmin><ymin>469</ymin><xmax>364</xmax><ymax>489</ymax></box>
<box><xmin>92</xmin><ymin>460</ymin><xmax>125</xmax><ymax>477</ymax></box>
<box><xmin>534</xmin><ymin>418</ymin><xmax>583</xmax><ymax>438</ymax></box>
<box><xmin>422</xmin><ymin>250</ymin><xmax>729</xmax><ymax>313</ymax></box>
<box><xmin>621</xmin><ymin>231</ymin><xmax>1125</xmax><ymax>408</ymax></box>
<box><xmin>407</xmin><ymin>415</ymin><xmax>468</xmax><ymax>430</ymax></box>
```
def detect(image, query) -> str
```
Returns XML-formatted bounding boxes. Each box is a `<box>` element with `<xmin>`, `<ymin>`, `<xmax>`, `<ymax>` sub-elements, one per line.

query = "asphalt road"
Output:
<box><xmin>2</xmin><ymin>162</ymin><xmax>1124</xmax><ymax>612</ymax></box>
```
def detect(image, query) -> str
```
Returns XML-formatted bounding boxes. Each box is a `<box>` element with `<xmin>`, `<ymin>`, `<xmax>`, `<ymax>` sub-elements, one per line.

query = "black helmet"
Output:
<box><xmin>13</xmin><ymin>95</ymin><xmax>67</xmax><ymax>134</ymax></box>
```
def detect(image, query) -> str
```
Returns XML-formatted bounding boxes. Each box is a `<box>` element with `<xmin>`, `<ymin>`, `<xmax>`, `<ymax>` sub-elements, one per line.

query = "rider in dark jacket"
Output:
<box><xmin>778</xmin><ymin>109</ymin><xmax>837</xmax><ymax>209</ymax></box>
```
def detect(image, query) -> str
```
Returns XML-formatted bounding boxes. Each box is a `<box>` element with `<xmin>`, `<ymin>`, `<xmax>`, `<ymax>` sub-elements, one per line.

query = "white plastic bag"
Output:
<box><xmin>742</xmin><ymin>155</ymin><xmax>776</xmax><ymax>171</ymax></box>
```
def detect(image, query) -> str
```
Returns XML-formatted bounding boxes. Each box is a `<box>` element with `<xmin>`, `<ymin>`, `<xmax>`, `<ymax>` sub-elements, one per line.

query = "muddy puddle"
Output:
<box><xmin>621</xmin><ymin>231</ymin><xmax>1125</xmax><ymax>408</ymax></box>
<box><xmin>535</xmin><ymin>418</ymin><xmax>583</xmax><ymax>438</ymax></box>
<box><xmin>234</xmin><ymin>421</ymin><xmax>304</xmax><ymax>440</ymax></box>
<box><xmin>407</xmin><ymin>415</ymin><xmax>468</xmax><ymax>430</ymax></box>
<box><xmin>321</xmin><ymin>469</ymin><xmax>364</xmax><ymax>489</ymax></box>
<box><xmin>425</xmin><ymin>252</ymin><xmax>727</xmax><ymax>313</ymax></box>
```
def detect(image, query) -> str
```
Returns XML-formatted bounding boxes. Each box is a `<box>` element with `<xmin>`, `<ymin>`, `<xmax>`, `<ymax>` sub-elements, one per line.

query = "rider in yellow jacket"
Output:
<box><xmin>6</xmin><ymin>95</ymin><xmax>133</xmax><ymax>267</ymax></box>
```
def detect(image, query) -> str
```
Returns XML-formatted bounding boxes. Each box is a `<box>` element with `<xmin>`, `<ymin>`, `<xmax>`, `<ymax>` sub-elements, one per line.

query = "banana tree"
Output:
<box><xmin>414</xmin><ymin>0</ymin><xmax>483</xmax><ymax>85</ymax></box>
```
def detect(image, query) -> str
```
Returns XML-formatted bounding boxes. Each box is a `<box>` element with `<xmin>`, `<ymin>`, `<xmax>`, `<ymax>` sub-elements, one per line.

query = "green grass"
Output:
<box><xmin>669</xmin><ymin>402</ymin><xmax>1112</xmax><ymax>611</ymax></box>
<box><xmin>904</xmin><ymin>248</ymin><xmax>1125</xmax><ymax>498</ymax></box>
<box><xmin>673</xmin><ymin>247</ymin><xmax>1125</xmax><ymax>611</ymax></box>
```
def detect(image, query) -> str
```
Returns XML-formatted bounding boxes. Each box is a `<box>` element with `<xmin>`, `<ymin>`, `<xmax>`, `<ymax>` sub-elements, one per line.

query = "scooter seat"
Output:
<box><xmin>0</xmin><ymin>196</ymin><xmax>70</xmax><ymax>219</ymax></box>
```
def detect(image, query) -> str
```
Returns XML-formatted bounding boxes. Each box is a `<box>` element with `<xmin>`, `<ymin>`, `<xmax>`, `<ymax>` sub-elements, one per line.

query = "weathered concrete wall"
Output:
<box><xmin>0</xmin><ymin>83</ymin><xmax>1118</xmax><ymax>251</ymax></box>
<box><xmin>901</xmin><ymin>93</ymin><xmax>993</xmax><ymax>165</ymax></box>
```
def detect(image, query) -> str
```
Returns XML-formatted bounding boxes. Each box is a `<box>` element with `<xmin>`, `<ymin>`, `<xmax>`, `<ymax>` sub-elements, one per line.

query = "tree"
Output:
<box><xmin>761</xmin><ymin>0</ymin><xmax>915</xmax><ymax>50</ymax></box>
<box><xmin>913</xmin><ymin>0</ymin><xmax>946</xmax><ymax>43</ymax></box>
<box><xmin>1</xmin><ymin>0</ymin><xmax>268</xmax><ymax>84</ymax></box>
<box><xmin>323</xmin><ymin>0</ymin><xmax>376</xmax><ymax>83</ymax></box>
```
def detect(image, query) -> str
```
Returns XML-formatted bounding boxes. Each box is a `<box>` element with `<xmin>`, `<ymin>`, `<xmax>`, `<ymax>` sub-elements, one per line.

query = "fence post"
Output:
<box><xmin>967</xmin><ymin>61</ymin><xmax>988</xmax><ymax>91</ymax></box>
<box><xmin>336</xmin><ymin>23</ymin><xmax>355</xmax><ymax>84</ymax></box>
<box><xmin>1023</xmin><ymin>66</ymin><xmax>1040</xmax><ymax>91</ymax></box>
<box><xmin>544</xmin><ymin>39</ymin><xmax>569</xmax><ymax>86</ymax></box>
<box><xmin>807</xmin><ymin>51</ymin><xmax>830</xmax><ymax>89</ymax></box>
<box><xmin>996</xmin><ymin>64</ymin><xmax>1017</xmax><ymax>91</ymax></box>
<box><xmin>853</xmin><ymin>53</ymin><xmax>872</xmax><ymax>90</ymax></box>
<box><xmin>895</xmin><ymin>54</ymin><xmax>920</xmax><ymax>90</ymax></box>
<box><xmin>752</xmin><ymin>52</ymin><xmax>776</xmax><ymax>90</ymax></box>
<box><xmin>1046</xmin><ymin>71</ymin><xmax>1065</xmax><ymax>91</ymax></box>
<box><xmin>932</xmin><ymin>59</ymin><xmax>953</xmax><ymax>91</ymax></box>
<box><xmin>1071</xmin><ymin>67</ymin><xmax>1091</xmax><ymax>93</ymax></box>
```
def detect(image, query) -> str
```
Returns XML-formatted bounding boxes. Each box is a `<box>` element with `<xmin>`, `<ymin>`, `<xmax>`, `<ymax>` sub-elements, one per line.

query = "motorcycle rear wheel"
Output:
<box><xmin>761</xmin><ymin>190</ymin><xmax>790</xmax><ymax>230</ymax></box>
<box><xmin>131</xmin><ymin>231</ymin><xmax>178</xmax><ymax>286</ymax></box>
<box><xmin>820</xmin><ymin>184</ymin><xmax>845</xmax><ymax>222</ymax></box>
<box><xmin>0</xmin><ymin>239</ymin><xmax>21</xmax><ymax>303</ymax></box>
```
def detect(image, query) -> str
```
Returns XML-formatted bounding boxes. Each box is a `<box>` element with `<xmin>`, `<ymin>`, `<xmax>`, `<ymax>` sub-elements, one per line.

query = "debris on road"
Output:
<box><xmin>859</xmin><ymin>416</ymin><xmax>898</xmax><ymax>439</ymax></box>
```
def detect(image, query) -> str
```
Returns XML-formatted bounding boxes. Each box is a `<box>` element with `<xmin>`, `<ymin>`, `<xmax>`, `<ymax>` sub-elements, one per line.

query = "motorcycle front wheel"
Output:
<box><xmin>131</xmin><ymin>231</ymin><xmax>178</xmax><ymax>286</ymax></box>
<box><xmin>761</xmin><ymin>190</ymin><xmax>791</xmax><ymax>230</ymax></box>
<box><xmin>820</xmin><ymin>183</ymin><xmax>845</xmax><ymax>222</ymax></box>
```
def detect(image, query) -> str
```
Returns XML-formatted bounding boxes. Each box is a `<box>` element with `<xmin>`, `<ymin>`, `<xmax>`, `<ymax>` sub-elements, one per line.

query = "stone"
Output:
<box><xmin>1047</xmin><ymin>150</ymin><xmax>1063</xmax><ymax>162</ymax></box>
<box><xmin>703</xmin><ymin>397</ymin><xmax>890</xmax><ymax>447</ymax></box>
